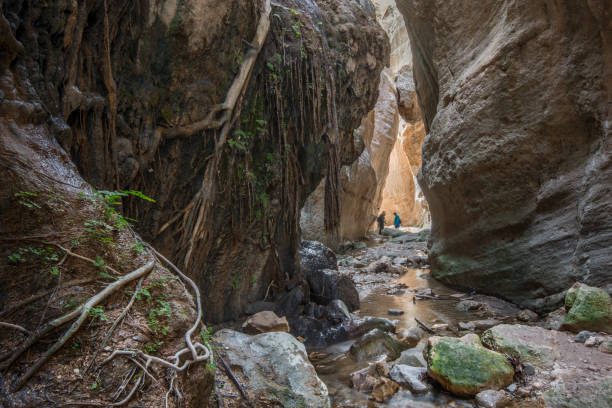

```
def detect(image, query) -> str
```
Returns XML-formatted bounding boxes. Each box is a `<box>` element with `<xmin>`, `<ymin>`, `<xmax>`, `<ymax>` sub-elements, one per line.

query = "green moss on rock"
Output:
<box><xmin>561</xmin><ymin>283</ymin><xmax>612</xmax><ymax>333</ymax></box>
<box><xmin>425</xmin><ymin>336</ymin><xmax>514</xmax><ymax>397</ymax></box>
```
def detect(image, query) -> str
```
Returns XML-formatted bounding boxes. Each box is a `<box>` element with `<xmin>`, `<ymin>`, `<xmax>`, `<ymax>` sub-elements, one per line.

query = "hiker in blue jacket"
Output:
<box><xmin>393</xmin><ymin>212</ymin><xmax>401</xmax><ymax>229</ymax></box>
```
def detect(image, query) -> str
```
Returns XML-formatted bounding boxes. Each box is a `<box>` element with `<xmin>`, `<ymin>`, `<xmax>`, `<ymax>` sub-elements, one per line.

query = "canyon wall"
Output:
<box><xmin>301</xmin><ymin>67</ymin><xmax>399</xmax><ymax>244</ymax></box>
<box><xmin>397</xmin><ymin>0</ymin><xmax>612</xmax><ymax>310</ymax></box>
<box><xmin>302</xmin><ymin>0</ymin><xmax>430</xmax><ymax>243</ymax></box>
<box><xmin>0</xmin><ymin>0</ymin><xmax>389</xmax><ymax>323</ymax></box>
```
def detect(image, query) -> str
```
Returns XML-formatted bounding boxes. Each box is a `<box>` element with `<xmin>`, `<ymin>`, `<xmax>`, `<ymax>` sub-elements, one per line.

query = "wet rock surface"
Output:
<box><xmin>348</xmin><ymin>328</ymin><xmax>403</xmax><ymax>362</ymax></box>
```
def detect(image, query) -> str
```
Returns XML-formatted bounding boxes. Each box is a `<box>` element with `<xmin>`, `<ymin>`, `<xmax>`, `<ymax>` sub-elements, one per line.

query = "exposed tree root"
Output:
<box><xmin>0</xmin><ymin>322</ymin><xmax>29</xmax><ymax>334</ymax></box>
<box><xmin>82</xmin><ymin>277</ymin><xmax>145</xmax><ymax>376</ymax></box>
<box><xmin>5</xmin><ymin>261</ymin><xmax>155</xmax><ymax>391</ymax></box>
<box><xmin>157</xmin><ymin>0</ymin><xmax>271</xmax><ymax>141</ymax></box>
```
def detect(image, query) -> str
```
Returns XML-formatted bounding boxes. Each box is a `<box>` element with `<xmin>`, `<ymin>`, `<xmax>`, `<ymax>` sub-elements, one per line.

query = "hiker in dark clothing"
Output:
<box><xmin>377</xmin><ymin>211</ymin><xmax>385</xmax><ymax>234</ymax></box>
<box><xmin>393</xmin><ymin>212</ymin><xmax>401</xmax><ymax>229</ymax></box>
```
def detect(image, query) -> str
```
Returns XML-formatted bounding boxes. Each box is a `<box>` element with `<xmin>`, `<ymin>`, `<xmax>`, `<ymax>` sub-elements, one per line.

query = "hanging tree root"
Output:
<box><xmin>4</xmin><ymin>261</ymin><xmax>155</xmax><ymax>391</ymax></box>
<box><xmin>157</xmin><ymin>0</ymin><xmax>271</xmax><ymax>141</ymax></box>
<box><xmin>156</xmin><ymin>0</ymin><xmax>272</xmax><ymax>267</ymax></box>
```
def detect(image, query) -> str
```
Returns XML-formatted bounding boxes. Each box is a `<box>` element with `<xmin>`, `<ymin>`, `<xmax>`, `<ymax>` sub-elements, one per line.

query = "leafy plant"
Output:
<box><xmin>144</xmin><ymin>340</ymin><xmax>163</xmax><ymax>354</ymax></box>
<box><xmin>88</xmin><ymin>306</ymin><xmax>108</xmax><ymax>321</ymax></box>
<box><xmin>132</xmin><ymin>241</ymin><xmax>147</xmax><ymax>255</ymax></box>
<box><xmin>15</xmin><ymin>191</ymin><xmax>41</xmax><ymax>209</ymax></box>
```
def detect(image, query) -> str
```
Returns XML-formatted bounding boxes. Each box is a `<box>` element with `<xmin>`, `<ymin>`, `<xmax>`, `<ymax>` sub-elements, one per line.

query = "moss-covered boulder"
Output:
<box><xmin>349</xmin><ymin>329</ymin><xmax>402</xmax><ymax>362</ymax></box>
<box><xmin>424</xmin><ymin>334</ymin><xmax>514</xmax><ymax>397</ymax></box>
<box><xmin>482</xmin><ymin>324</ymin><xmax>560</xmax><ymax>368</ymax></box>
<box><xmin>561</xmin><ymin>283</ymin><xmax>612</xmax><ymax>333</ymax></box>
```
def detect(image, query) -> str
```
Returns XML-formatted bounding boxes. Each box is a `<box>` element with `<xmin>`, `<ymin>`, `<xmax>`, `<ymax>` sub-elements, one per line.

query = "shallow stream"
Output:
<box><xmin>318</xmin><ymin>269</ymin><xmax>478</xmax><ymax>407</ymax></box>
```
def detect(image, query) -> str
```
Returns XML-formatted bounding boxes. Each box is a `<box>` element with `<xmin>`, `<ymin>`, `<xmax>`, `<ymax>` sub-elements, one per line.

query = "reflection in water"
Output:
<box><xmin>318</xmin><ymin>269</ymin><xmax>477</xmax><ymax>408</ymax></box>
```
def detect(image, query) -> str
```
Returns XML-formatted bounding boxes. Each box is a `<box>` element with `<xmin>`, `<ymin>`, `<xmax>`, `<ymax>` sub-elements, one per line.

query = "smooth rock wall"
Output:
<box><xmin>397</xmin><ymin>0</ymin><xmax>612</xmax><ymax>310</ymax></box>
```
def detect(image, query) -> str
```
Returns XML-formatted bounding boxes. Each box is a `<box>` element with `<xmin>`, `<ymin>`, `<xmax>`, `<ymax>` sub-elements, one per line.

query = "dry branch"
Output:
<box><xmin>414</xmin><ymin>317</ymin><xmax>435</xmax><ymax>334</ymax></box>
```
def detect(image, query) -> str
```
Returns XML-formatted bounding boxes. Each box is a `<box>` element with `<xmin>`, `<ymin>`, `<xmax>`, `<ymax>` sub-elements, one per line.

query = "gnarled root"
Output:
<box><xmin>4</xmin><ymin>261</ymin><xmax>155</xmax><ymax>391</ymax></box>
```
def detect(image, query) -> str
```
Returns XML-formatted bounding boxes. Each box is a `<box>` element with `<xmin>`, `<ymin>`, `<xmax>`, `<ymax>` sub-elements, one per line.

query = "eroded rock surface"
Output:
<box><xmin>301</xmin><ymin>67</ymin><xmax>399</xmax><ymax>244</ymax></box>
<box><xmin>214</xmin><ymin>330</ymin><xmax>331</xmax><ymax>407</ymax></box>
<box><xmin>397</xmin><ymin>0</ymin><xmax>612</xmax><ymax>311</ymax></box>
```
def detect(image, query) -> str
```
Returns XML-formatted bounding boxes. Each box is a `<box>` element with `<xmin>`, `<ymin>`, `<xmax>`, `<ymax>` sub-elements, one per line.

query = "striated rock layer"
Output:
<box><xmin>397</xmin><ymin>0</ymin><xmax>612</xmax><ymax>311</ymax></box>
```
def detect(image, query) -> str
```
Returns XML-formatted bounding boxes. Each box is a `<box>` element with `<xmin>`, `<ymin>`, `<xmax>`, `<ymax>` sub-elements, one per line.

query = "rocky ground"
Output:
<box><xmin>309</xmin><ymin>230</ymin><xmax>612</xmax><ymax>407</ymax></box>
<box><xmin>199</xmin><ymin>229</ymin><xmax>612</xmax><ymax>408</ymax></box>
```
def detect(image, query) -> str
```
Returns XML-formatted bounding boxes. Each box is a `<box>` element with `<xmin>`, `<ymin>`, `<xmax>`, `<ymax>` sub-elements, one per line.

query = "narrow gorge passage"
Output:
<box><xmin>1</xmin><ymin>0</ymin><xmax>611</xmax><ymax>408</ymax></box>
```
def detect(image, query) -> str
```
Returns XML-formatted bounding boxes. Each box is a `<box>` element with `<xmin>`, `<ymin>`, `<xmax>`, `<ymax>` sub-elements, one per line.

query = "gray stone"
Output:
<box><xmin>388</xmin><ymin>309</ymin><xmax>404</xmax><ymax>316</ymax></box>
<box><xmin>517</xmin><ymin>309</ymin><xmax>539</xmax><ymax>322</ymax></box>
<box><xmin>475</xmin><ymin>389</ymin><xmax>510</xmax><ymax>408</ymax></box>
<box><xmin>326</xmin><ymin>299</ymin><xmax>352</xmax><ymax>323</ymax></box>
<box><xmin>394</xmin><ymin>347</ymin><xmax>427</xmax><ymax>368</ymax></box>
<box><xmin>472</xmin><ymin>319</ymin><xmax>501</xmax><ymax>330</ymax></box>
<box><xmin>389</xmin><ymin>365</ymin><xmax>430</xmax><ymax>394</ymax></box>
<box><xmin>459</xmin><ymin>321</ymin><xmax>475</xmax><ymax>331</ymax></box>
<box><xmin>575</xmin><ymin>330</ymin><xmax>598</xmax><ymax>343</ymax></box>
<box><xmin>214</xmin><ymin>330</ymin><xmax>330</xmax><ymax>407</ymax></box>
<box><xmin>395</xmin><ymin>326</ymin><xmax>424</xmax><ymax>349</ymax></box>
<box><xmin>349</xmin><ymin>328</ymin><xmax>402</xmax><ymax>362</ymax></box>
<box><xmin>522</xmin><ymin>363</ymin><xmax>536</xmax><ymax>376</ymax></box>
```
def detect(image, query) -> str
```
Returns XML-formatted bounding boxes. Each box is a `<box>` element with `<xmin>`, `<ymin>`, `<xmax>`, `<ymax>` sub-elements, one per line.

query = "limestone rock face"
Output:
<box><xmin>374</xmin><ymin>0</ymin><xmax>413</xmax><ymax>71</ymax></box>
<box><xmin>397</xmin><ymin>0</ymin><xmax>612</xmax><ymax>311</ymax></box>
<box><xmin>301</xmin><ymin>68</ymin><xmax>399</xmax><ymax>244</ymax></box>
<box><xmin>214</xmin><ymin>330</ymin><xmax>331</xmax><ymax>407</ymax></box>
<box><xmin>380</xmin><ymin>120</ymin><xmax>429</xmax><ymax>227</ymax></box>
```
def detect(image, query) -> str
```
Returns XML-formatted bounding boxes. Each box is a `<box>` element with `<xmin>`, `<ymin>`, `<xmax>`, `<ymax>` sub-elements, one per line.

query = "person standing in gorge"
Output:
<box><xmin>393</xmin><ymin>212</ymin><xmax>401</xmax><ymax>229</ymax></box>
<box><xmin>377</xmin><ymin>211</ymin><xmax>386</xmax><ymax>234</ymax></box>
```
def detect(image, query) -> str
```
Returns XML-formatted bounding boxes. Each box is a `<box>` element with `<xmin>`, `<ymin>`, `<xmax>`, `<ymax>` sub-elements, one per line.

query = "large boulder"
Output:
<box><xmin>396</xmin><ymin>0</ymin><xmax>612</xmax><ymax>312</ymax></box>
<box><xmin>306</xmin><ymin>269</ymin><xmax>360</xmax><ymax>311</ymax></box>
<box><xmin>298</xmin><ymin>240</ymin><xmax>359</xmax><ymax>310</ymax></box>
<box><xmin>299</xmin><ymin>240</ymin><xmax>338</xmax><ymax>275</ymax></box>
<box><xmin>425</xmin><ymin>334</ymin><xmax>514</xmax><ymax>397</ymax></box>
<box><xmin>561</xmin><ymin>283</ymin><xmax>612</xmax><ymax>333</ymax></box>
<box><xmin>481</xmin><ymin>324</ymin><xmax>560</xmax><ymax>368</ymax></box>
<box><xmin>214</xmin><ymin>330</ymin><xmax>330</xmax><ymax>408</ymax></box>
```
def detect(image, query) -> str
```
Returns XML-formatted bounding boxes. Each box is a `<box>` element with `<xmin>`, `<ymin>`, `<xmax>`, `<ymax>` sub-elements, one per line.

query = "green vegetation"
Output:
<box><xmin>87</xmin><ymin>306</ymin><xmax>108</xmax><ymax>321</ymax></box>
